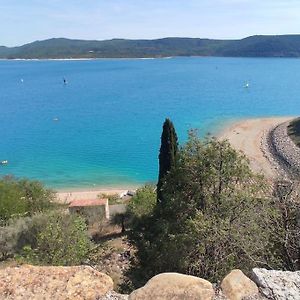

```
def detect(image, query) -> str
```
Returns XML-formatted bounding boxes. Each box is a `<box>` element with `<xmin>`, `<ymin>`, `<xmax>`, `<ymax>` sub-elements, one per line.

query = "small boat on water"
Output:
<box><xmin>1</xmin><ymin>160</ymin><xmax>8</xmax><ymax>165</ymax></box>
<box><xmin>244</xmin><ymin>82</ymin><xmax>250</xmax><ymax>88</ymax></box>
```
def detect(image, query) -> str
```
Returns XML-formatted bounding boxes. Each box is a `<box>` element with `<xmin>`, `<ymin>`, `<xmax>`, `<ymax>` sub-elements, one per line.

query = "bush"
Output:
<box><xmin>25</xmin><ymin>211</ymin><xmax>92</xmax><ymax>266</ymax></box>
<box><xmin>267</xmin><ymin>180</ymin><xmax>300</xmax><ymax>271</ymax></box>
<box><xmin>109</xmin><ymin>185</ymin><xmax>156</xmax><ymax>235</ymax></box>
<box><xmin>127</xmin><ymin>185</ymin><xmax>156</xmax><ymax>219</ymax></box>
<box><xmin>0</xmin><ymin>214</ymin><xmax>46</xmax><ymax>261</ymax></box>
<box><xmin>0</xmin><ymin>177</ymin><xmax>55</xmax><ymax>224</ymax></box>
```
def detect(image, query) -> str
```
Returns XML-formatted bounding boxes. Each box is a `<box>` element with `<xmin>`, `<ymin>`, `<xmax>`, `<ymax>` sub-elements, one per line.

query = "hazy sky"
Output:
<box><xmin>1</xmin><ymin>0</ymin><xmax>300</xmax><ymax>46</ymax></box>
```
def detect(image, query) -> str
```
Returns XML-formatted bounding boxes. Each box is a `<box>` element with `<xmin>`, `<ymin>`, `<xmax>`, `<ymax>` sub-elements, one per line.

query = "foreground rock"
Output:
<box><xmin>0</xmin><ymin>265</ymin><xmax>114</xmax><ymax>300</ymax></box>
<box><xmin>99</xmin><ymin>291</ymin><xmax>128</xmax><ymax>300</ymax></box>
<box><xmin>221</xmin><ymin>269</ymin><xmax>259</xmax><ymax>300</ymax></box>
<box><xmin>129</xmin><ymin>272</ymin><xmax>214</xmax><ymax>300</ymax></box>
<box><xmin>252</xmin><ymin>268</ymin><xmax>300</xmax><ymax>300</ymax></box>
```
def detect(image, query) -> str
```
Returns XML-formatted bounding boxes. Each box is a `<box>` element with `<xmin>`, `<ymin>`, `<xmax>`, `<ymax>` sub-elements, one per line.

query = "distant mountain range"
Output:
<box><xmin>2</xmin><ymin>35</ymin><xmax>300</xmax><ymax>59</ymax></box>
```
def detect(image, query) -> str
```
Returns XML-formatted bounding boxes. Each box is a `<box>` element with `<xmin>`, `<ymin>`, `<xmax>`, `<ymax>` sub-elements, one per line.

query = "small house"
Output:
<box><xmin>69</xmin><ymin>198</ymin><xmax>109</xmax><ymax>224</ymax></box>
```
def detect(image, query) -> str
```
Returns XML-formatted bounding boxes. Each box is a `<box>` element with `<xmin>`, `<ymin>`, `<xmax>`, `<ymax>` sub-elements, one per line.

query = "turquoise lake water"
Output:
<box><xmin>1</xmin><ymin>57</ymin><xmax>300</xmax><ymax>189</ymax></box>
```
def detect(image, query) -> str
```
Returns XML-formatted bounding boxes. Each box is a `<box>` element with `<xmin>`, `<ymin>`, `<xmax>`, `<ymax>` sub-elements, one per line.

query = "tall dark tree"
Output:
<box><xmin>157</xmin><ymin>118</ymin><xmax>178</xmax><ymax>203</ymax></box>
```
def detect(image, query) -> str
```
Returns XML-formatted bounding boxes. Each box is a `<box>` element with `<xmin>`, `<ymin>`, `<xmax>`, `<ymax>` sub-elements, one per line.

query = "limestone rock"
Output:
<box><xmin>129</xmin><ymin>272</ymin><xmax>214</xmax><ymax>300</ymax></box>
<box><xmin>99</xmin><ymin>291</ymin><xmax>129</xmax><ymax>300</ymax></box>
<box><xmin>0</xmin><ymin>264</ymin><xmax>114</xmax><ymax>300</ymax></box>
<box><xmin>252</xmin><ymin>268</ymin><xmax>300</xmax><ymax>300</ymax></box>
<box><xmin>221</xmin><ymin>269</ymin><xmax>259</xmax><ymax>300</ymax></box>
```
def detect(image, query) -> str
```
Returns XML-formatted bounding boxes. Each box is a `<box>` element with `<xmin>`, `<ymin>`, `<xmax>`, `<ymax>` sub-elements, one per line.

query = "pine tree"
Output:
<box><xmin>157</xmin><ymin>118</ymin><xmax>178</xmax><ymax>203</ymax></box>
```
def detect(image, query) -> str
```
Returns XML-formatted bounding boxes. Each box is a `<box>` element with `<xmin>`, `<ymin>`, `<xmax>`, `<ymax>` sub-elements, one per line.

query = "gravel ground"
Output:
<box><xmin>264</xmin><ymin>121</ymin><xmax>300</xmax><ymax>179</ymax></box>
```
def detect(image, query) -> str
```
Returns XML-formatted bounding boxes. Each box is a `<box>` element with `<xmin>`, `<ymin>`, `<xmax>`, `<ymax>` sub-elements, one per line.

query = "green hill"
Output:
<box><xmin>1</xmin><ymin>35</ymin><xmax>300</xmax><ymax>59</ymax></box>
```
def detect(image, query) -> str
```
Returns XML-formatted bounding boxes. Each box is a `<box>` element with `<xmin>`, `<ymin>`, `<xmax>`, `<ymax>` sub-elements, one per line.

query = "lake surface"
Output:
<box><xmin>1</xmin><ymin>57</ymin><xmax>300</xmax><ymax>189</ymax></box>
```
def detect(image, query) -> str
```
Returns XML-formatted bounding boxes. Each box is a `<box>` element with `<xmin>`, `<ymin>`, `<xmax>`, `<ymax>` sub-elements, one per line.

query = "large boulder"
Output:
<box><xmin>221</xmin><ymin>269</ymin><xmax>259</xmax><ymax>300</ymax></box>
<box><xmin>129</xmin><ymin>272</ymin><xmax>214</xmax><ymax>300</ymax></box>
<box><xmin>252</xmin><ymin>268</ymin><xmax>300</xmax><ymax>300</ymax></box>
<box><xmin>0</xmin><ymin>264</ymin><xmax>114</xmax><ymax>300</ymax></box>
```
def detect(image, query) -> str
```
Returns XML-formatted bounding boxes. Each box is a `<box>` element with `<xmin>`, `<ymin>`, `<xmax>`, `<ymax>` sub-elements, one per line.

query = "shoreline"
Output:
<box><xmin>217</xmin><ymin>116</ymin><xmax>296</xmax><ymax>178</ymax></box>
<box><xmin>0</xmin><ymin>57</ymin><xmax>173</xmax><ymax>61</ymax></box>
<box><xmin>56</xmin><ymin>186</ymin><xmax>140</xmax><ymax>203</ymax></box>
<box><xmin>55</xmin><ymin>182</ymin><xmax>141</xmax><ymax>193</ymax></box>
<box><xmin>55</xmin><ymin>115</ymin><xmax>297</xmax><ymax>202</ymax></box>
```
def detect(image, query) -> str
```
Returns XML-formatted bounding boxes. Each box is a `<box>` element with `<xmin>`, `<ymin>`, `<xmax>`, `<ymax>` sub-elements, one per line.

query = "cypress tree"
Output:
<box><xmin>157</xmin><ymin>118</ymin><xmax>178</xmax><ymax>204</ymax></box>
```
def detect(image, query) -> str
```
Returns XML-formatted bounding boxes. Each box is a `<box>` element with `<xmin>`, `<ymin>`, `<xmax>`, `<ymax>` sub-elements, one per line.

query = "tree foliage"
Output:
<box><xmin>0</xmin><ymin>177</ymin><xmax>55</xmax><ymax>224</ymax></box>
<box><xmin>157</xmin><ymin>118</ymin><xmax>178</xmax><ymax>204</ymax></box>
<box><xmin>111</xmin><ymin>185</ymin><xmax>156</xmax><ymax>235</ymax></box>
<box><xmin>128</xmin><ymin>133</ymin><xmax>276</xmax><ymax>287</ymax></box>
<box><xmin>128</xmin><ymin>185</ymin><xmax>157</xmax><ymax>219</ymax></box>
<box><xmin>0</xmin><ymin>214</ymin><xmax>46</xmax><ymax>261</ymax></box>
<box><xmin>268</xmin><ymin>181</ymin><xmax>300</xmax><ymax>271</ymax></box>
<box><xmin>24</xmin><ymin>211</ymin><xmax>92</xmax><ymax>266</ymax></box>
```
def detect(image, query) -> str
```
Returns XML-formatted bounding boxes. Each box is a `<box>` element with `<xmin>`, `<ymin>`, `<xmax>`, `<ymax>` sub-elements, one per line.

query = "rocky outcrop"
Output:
<box><xmin>252</xmin><ymin>268</ymin><xmax>300</xmax><ymax>300</ymax></box>
<box><xmin>0</xmin><ymin>264</ymin><xmax>114</xmax><ymax>300</ymax></box>
<box><xmin>129</xmin><ymin>272</ymin><xmax>214</xmax><ymax>300</ymax></box>
<box><xmin>221</xmin><ymin>270</ymin><xmax>259</xmax><ymax>300</ymax></box>
<box><xmin>2</xmin><ymin>265</ymin><xmax>300</xmax><ymax>300</ymax></box>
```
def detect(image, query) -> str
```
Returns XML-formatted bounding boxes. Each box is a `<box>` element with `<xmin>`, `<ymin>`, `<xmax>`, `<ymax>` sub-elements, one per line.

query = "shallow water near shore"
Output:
<box><xmin>0</xmin><ymin>57</ymin><xmax>300</xmax><ymax>189</ymax></box>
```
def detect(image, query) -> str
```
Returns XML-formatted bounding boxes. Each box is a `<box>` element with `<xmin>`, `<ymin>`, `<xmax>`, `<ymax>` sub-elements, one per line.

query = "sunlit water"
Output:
<box><xmin>1</xmin><ymin>57</ymin><xmax>299</xmax><ymax>189</ymax></box>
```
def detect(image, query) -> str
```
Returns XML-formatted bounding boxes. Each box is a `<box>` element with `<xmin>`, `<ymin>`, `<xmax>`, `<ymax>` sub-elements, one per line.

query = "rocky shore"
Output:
<box><xmin>262</xmin><ymin>120</ymin><xmax>300</xmax><ymax>179</ymax></box>
<box><xmin>218</xmin><ymin>117</ymin><xmax>294</xmax><ymax>179</ymax></box>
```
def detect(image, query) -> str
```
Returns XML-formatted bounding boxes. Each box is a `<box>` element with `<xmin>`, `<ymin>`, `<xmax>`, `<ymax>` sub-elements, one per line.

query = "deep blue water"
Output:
<box><xmin>0</xmin><ymin>57</ymin><xmax>300</xmax><ymax>189</ymax></box>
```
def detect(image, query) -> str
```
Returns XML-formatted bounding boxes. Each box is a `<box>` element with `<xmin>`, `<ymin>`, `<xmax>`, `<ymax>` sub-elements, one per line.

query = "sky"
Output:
<box><xmin>1</xmin><ymin>0</ymin><xmax>300</xmax><ymax>46</ymax></box>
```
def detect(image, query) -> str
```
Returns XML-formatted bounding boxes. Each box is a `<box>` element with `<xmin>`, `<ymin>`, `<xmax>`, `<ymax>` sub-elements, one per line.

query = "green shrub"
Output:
<box><xmin>0</xmin><ymin>177</ymin><xmax>55</xmax><ymax>224</ymax></box>
<box><xmin>25</xmin><ymin>211</ymin><xmax>92</xmax><ymax>266</ymax></box>
<box><xmin>127</xmin><ymin>185</ymin><xmax>156</xmax><ymax>219</ymax></box>
<box><xmin>0</xmin><ymin>214</ymin><xmax>46</xmax><ymax>261</ymax></box>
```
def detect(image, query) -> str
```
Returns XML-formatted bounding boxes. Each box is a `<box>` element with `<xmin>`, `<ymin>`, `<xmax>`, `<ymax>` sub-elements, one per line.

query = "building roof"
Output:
<box><xmin>69</xmin><ymin>198</ymin><xmax>108</xmax><ymax>208</ymax></box>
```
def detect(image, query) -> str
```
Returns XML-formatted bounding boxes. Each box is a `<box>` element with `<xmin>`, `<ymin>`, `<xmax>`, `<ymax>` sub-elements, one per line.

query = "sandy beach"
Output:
<box><xmin>218</xmin><ymin>117</ymin><xmax>294</xmax><ymax>178</ymax></box>
<box><xmin>56</xmin><ymin>187</ymin><xmax>138</xmax><ymax>203</ymax></box>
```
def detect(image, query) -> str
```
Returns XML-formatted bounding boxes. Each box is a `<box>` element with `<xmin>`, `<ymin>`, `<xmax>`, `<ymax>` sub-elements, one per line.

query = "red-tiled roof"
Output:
<box><xmin>69</xmin><ymin>198</ymin><xmax>108</xmax><ymax>208</ymax></box>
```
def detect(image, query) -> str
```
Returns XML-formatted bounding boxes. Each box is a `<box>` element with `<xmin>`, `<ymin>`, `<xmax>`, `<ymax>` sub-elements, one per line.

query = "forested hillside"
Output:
<box><xmin>1</xmin><ymin>35</ymin><xmax>300</xmax><ymax>58</ymax></box>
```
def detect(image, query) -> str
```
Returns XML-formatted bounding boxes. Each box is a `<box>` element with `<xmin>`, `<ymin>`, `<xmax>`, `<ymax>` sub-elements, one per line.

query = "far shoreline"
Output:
<box><xmin>0</xmin><ymin>57</ymin><xmax>173</xmax><ymax>61</ymax></box>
